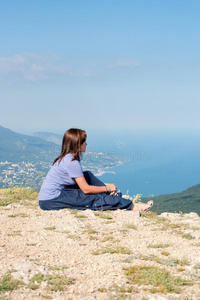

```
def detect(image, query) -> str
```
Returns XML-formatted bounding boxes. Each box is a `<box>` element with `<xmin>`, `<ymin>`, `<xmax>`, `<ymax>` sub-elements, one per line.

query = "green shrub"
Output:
<box><xmin>0</xmin><ymin>274</ymin><xmax>24</xmax><ymax>291</ymax></box>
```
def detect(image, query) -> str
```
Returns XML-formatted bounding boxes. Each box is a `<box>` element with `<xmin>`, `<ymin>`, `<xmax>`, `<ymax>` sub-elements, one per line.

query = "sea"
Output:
<box><xmin>86</xmin><ymin>128</ymin><xmax>200</xmax><ymax>198</ymax></box>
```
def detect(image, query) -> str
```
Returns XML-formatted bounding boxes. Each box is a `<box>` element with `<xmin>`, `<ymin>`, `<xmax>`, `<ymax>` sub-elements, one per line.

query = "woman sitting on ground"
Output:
<box><xmin>39</xmin><ymin>128</ymin><xmax>153</xmax><ymax>212</ymax></box>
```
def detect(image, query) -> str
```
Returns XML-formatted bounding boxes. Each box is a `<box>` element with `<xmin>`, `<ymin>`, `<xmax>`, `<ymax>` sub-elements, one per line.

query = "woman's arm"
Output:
<box><xmin>75</xmin><ymin>176</ymin><xmax>116</xmax><ymax>194</ymax></box>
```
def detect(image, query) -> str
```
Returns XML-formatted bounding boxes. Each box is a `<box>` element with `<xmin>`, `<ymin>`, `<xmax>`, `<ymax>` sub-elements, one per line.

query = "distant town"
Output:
<box><xmin>0</xmin><ymin>161</ymin><xmax>50</xmax><ymax>190</ymax></box>
<box><xmin>0</xmin><ymin>151</ymin><xmax>128</xmax><ymax>191</ymax></box>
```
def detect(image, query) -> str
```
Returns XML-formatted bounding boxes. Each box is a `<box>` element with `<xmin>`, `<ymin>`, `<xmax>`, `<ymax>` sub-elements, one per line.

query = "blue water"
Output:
<box><xmin>86</xmin><ymin>129</ymin><xmax>200</xmax><ymax>197</ymax></box>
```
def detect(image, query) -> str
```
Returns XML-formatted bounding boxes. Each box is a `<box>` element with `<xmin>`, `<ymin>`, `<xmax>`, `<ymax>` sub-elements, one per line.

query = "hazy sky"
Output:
<box><xmin>0</xmin><ymin>0</ymin><xmax>200</xmax><ymax>134</ymax></box>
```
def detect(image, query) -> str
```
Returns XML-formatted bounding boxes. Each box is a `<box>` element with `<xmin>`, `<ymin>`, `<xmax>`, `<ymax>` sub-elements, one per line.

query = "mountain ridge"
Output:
<box><xmin>0</xmin><ymin>125</ymin><xmax>59</xmax><ymax>163</ymax></box>
<box><xmin>143</xmin><ymin>183</ymin><xmax>200</xmax><ymax>215</ymax></box>
<box><xmin>32</xmin><ymin>131</ymin><xmax>62</xmax><ymax>145</ymax></box>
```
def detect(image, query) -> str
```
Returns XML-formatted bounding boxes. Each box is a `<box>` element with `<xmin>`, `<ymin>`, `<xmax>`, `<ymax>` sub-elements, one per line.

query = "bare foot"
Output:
<box><xmin>131</xmin><ymin>201</ymin><xmax>153</xmax><ymax>212</ymax></box>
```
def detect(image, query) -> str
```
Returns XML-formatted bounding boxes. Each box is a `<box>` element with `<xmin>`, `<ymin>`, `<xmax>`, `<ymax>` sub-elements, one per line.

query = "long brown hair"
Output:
<box><xmin>53</xmin><ymin>128</ymin><xmax>87</xmax><ymax>164</ymax></box>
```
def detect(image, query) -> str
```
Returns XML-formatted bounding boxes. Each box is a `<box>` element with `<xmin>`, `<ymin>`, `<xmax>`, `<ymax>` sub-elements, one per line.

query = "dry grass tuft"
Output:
<box><xmin>125</xmin><ymin>265</ymin><xmax>193</xmax><ymax>294</ymax></box>
<box><xmin>93</xmin><ymin>246</ymin><xmax>132</xmax><ymax>255</ymax></box>
<box><xmin>0</xmin><ymin>187</ymin><xmax>38</xmax><ymax>206</ymax></box>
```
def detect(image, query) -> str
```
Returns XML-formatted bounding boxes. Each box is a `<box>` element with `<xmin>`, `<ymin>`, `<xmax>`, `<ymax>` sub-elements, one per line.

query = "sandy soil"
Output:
<box><xmin>0</xmin><ymin>202</ymin><xmax>200</xmax><ymax>300</ymax></box>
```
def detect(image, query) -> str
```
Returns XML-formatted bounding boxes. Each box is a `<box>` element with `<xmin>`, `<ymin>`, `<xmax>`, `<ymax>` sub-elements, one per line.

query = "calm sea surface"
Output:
<box><xmin>86</xmin><ymin>129</ymin><xmax>200</xmax><ymax>197</ymax></box>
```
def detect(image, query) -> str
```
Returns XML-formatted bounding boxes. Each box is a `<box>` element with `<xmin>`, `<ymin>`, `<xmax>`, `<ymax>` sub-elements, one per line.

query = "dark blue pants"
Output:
<box><xmin>39</xmin><ymin>171</ymin><xmax>133</xmax><ymax>211</ymax></box>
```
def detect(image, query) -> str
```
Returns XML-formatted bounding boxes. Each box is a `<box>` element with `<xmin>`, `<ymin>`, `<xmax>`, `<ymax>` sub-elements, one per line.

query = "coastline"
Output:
<box><xmin>94</xmin><ymin>169</ymin><xmax>116</xmax><ymax>177</ymax></box>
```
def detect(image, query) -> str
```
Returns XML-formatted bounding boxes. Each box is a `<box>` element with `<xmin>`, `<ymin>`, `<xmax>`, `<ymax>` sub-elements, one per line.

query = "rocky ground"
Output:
<box><xmin>0</xmin><ymin>190</ymin><xmax>200</xmax><ymax>300</ymax></box>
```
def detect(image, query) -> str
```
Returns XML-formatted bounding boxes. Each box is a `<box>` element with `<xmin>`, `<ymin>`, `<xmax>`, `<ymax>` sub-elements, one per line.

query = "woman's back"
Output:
<box><xmin>39</xmin><ymin>153</ymin><xmax>83</xmax><ymax>200</ymax></box>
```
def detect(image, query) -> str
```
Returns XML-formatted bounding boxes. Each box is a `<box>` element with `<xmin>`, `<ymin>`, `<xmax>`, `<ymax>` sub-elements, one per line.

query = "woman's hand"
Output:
<box><xmin>110</xmin><ymin>191</ymin><xmax>119</xmax><ymax>196</ymax></box>
<box><xmin>105</xmin><ymin>183</ymin><xmax>117</xmax><ymax>195</ymax></box>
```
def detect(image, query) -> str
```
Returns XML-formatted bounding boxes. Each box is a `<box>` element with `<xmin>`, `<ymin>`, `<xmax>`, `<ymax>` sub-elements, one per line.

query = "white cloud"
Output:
<box><xmin>0</xmin><ymin>53</ymin><xmax>96</xmax><ymax>82</ymax></box>
<box><xmin>117</xmin><ymin>59</ymin><xmax>139</xmax><ymax>67</ymax></box>
<box><xmin>0</xmin><ymin>53</ymin><xmax>140</xmax><ymax>84</ymax></box>
<box><xmin>111</xmin><ymin>58</ymin><xmax>140</xmax><ymax>68</ymax></box>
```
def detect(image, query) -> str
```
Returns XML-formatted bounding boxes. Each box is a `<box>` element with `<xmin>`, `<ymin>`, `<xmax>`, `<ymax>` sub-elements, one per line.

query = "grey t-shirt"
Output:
<box><xmin>39</xmin><ymin>153</ymin><xmax>83</xmax><ymax>200</ymax></box>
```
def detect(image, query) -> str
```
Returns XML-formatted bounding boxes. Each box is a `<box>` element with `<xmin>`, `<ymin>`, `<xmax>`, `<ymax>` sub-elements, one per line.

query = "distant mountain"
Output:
<box><xmin>32</xmin><ymin>132</ymin><xmax>62</xmax><ymax>145</ymax></box>
<box><xmin>0</xmin><ymin>125</ymin><xmax>59</xmax><ymax>163</ymax></box>
<box><xmin>143</xmin><ymin>184</ymin><xmax>200</xmax><ymax>215</ymax></box>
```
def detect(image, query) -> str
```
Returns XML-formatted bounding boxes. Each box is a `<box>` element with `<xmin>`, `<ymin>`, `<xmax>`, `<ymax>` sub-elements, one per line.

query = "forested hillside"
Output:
<box><xmin>143</xmin><ymin>184</ymin><xmax>200</xmax><ymax>215</ymax></box>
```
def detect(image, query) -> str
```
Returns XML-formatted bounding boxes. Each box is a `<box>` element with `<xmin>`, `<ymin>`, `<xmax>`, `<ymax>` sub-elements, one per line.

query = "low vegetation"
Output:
<box><xmin>148</xmin><ymin>243</ymin><xmax>169</xmax><ymax>248</ymax></box>
<box><xmin>83</xmin><ymin>225</ymin><xmax>98</xmax><ymax>235</ymax></box>
<box><xmin>93</xmin><ymin>246</ymin><xmax>132</xmax><ymax>255</ymax></box>
<box><xmin>0</xmin><ymin>187</ymin><xmax>38</xmax><ymax>206</ymax></box>
<box><xmin>29</xmin><ymin>274</ymin><xmax>74</xmax><ymax>291</ymax></box>
<box><xmin>8</xmin><ymin>213</ymin><xmax>29</xmax><ymax>218</ymax></box>
<box><xmin>125</xmin><ymin>265</ymin><xmax>193</xmax><ymax>293</ymax></box>
<box><xmin>0</xmin><ymin>273</ymin><xmax>24</xmax><ymax>292</ymax></box>
<box><xmin>138</xmin><ymin>254</ymin><xmax>189</xmax><ymax>267</ymax></box>
<box><xmin>125</xmin><ymin>224</ymin><xmax>137</xmax><ymax>230</ymax></box>
<box><xmin>44</xmin><ymin>226</ymin><xmax>56</xmax><ymax>231</ymax></box>
<box><xmin>49</xmin><ymin>265</ymin><xmax>68</xmax><ymax>271</ymax></box>
<box><xmin>0</xmin><ymin>272</ymin><xmax>75</xmax><ymax>292</ymax></box>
